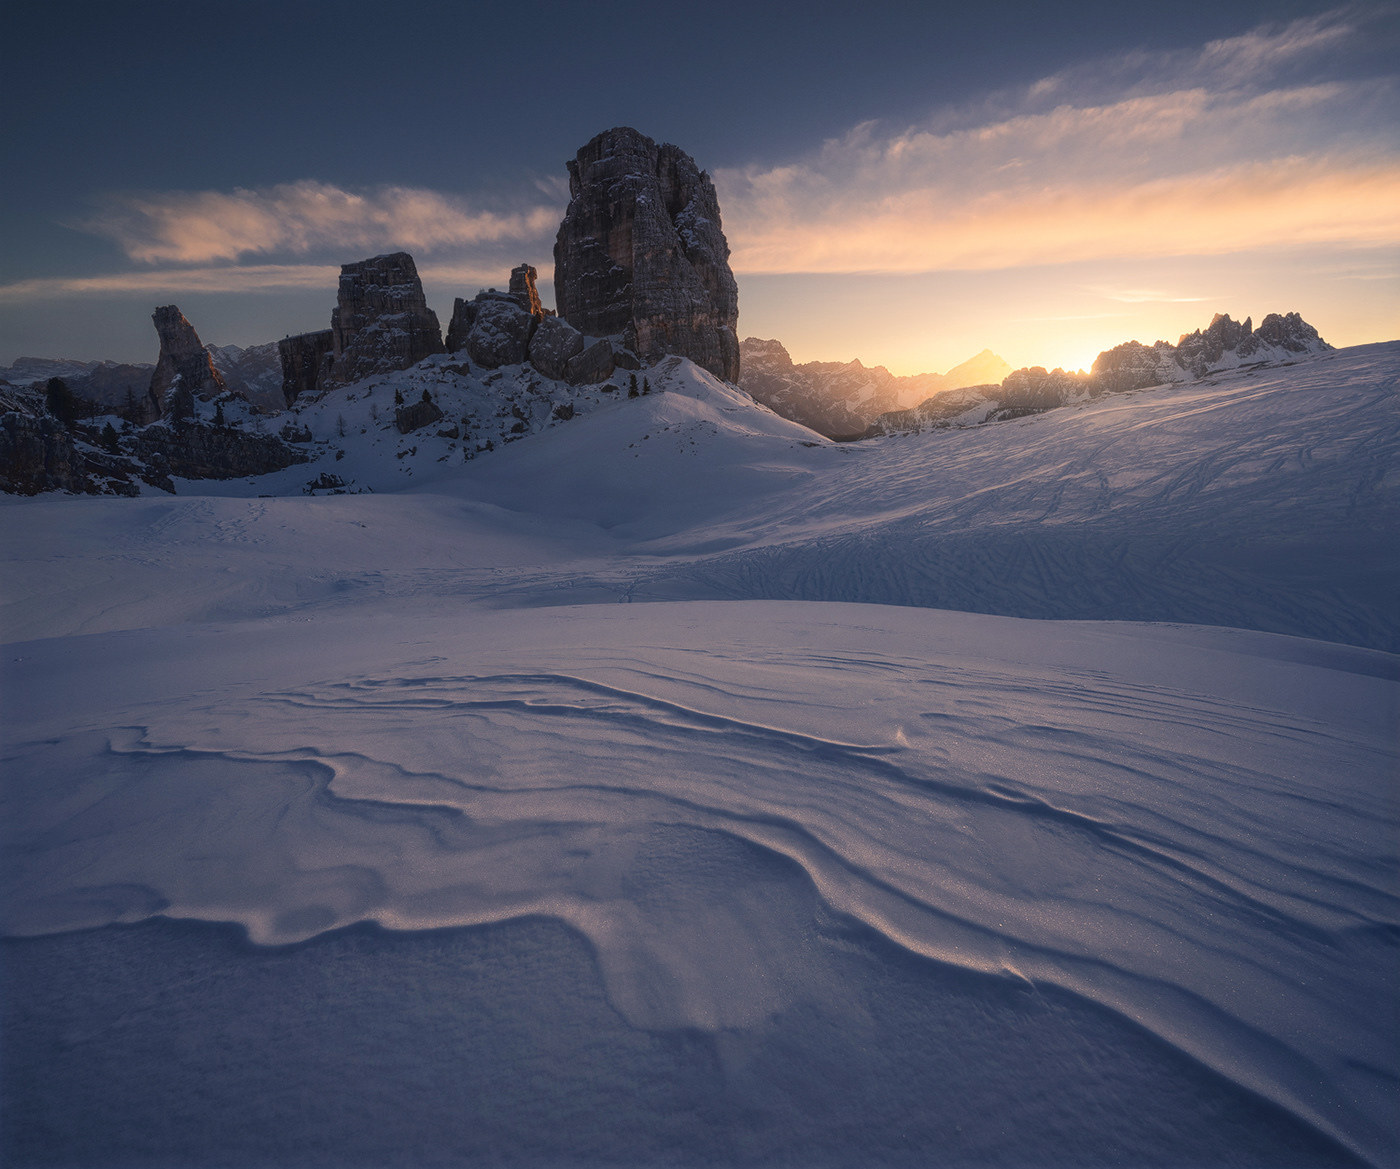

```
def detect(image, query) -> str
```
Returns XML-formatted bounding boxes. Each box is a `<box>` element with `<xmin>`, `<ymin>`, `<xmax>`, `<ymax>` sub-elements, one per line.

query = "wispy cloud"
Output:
<box><xmin>717</xmin><ymin>10</ymin><xmax>1400</xmax><ymax>275</ymax></box>
<box><xmin>78</xmin><ymin>181</ymin><xmax>562</xmax><ymax>266</ymax></box>
<box><xmin>0</xmin><ymin>261</ymin><xmax>544</xmax><ymax>304</ymax></box>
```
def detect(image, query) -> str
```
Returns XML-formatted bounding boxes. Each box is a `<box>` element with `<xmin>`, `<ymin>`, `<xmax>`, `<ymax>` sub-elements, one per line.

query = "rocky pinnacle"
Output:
<box><xmin>553</xmin><ymin>127</ymin><xmax>739</xmax><ymax>382</ymax></box>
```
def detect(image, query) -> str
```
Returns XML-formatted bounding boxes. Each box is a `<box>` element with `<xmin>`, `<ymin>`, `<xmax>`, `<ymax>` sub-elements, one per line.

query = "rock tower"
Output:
<box><xmin>553</xmin><ymin>127</ymin><xmax>739</xmax><ymax>382</ymax></box>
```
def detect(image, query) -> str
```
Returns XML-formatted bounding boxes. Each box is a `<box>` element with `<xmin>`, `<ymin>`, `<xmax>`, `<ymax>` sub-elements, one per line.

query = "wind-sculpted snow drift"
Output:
<box><xmin>2</xmin><ymin>341</ymin><xmax>1397</xmax><ymax>1167</ymax></box>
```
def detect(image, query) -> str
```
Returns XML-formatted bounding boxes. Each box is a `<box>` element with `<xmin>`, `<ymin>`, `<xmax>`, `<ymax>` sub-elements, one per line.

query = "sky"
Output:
<box><xmin>2</xmin><ymin>0</ymin><xmax>1397</xmax><ymax>376</ymax></box>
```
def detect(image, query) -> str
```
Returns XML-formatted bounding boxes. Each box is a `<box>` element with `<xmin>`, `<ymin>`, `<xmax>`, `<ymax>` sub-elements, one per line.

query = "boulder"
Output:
<box><xmin>148</xmin><ymin>305</ymin><xmax>227</xmax><ymax>420</ymax></box>
<box><xmin>565</xmin><ymin>338</ymin><xmax>616</xmax><ymax>385</ymax></box>
<box><xmin>327</xmin><ymin>252</ymin><xmax>443</xmax><ymax>387</ymax></box>
<box><xmin>553</xmin><ymin>127</ymin><xmax>739</xmax><ymax>382</ymax></box>
<box><xmin>394</xmin><ymin>398</ymin><xmax>445</xmax><ymax>434</ymax></box>
<box><xmin>528</xmin><ymin>315</ymin><xmax>586</xmax><ymax>380</ymax></box>
<box><xmin>466</xmin><ymin>297</ymin><xmax>538</xmax><ymax>368</ymax></box>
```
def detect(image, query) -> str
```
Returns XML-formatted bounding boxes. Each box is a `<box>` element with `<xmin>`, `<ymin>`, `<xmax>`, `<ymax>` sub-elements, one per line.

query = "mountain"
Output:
<box><xmin>738</xmin><ymin>338</ymin><xmax>1012</xmax><ymax>437</ymax></box>
<box><xmin>867</xmin><ymin>311</ymin><xmax>1334</xmax><ymax>436</ymax></box>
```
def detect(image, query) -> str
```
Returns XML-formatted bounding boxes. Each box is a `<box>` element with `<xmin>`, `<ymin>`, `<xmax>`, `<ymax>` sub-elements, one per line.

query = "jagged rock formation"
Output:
<box><xmin>148</xmin><ymin>306</ymin><xmax>228</xmax><ymax>420</ymax></box>
<box><xmin>509</xmin><ymin>263</ymin><xmax>545</xmax><ymax>317</ymax></box>
<box><xmin>1091</xmin><ymin>312</ymin><xmax>1331</xmax><ymax>394</ymax></box>
<box><xmin>865</xmin><ymin>311</ymin><xmax>1332</xmax><ymax>438</ymax></box>
<box><xmin>278</xmin><ymin>330</ymin><xmax>334</xmax><ymax>406</ymax></box>
<box><xmin>327</xmin><ymin>253</ymin><xmax>444</xmax><ymax>388</ymax></box>
<box><xmin>554</xmin><ymin>127</ymin><xmax>739</xmax><ymax>382</ymax></box>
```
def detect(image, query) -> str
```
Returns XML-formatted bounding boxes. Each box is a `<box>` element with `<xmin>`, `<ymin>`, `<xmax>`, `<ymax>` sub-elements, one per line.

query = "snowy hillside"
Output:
<box><xmin>2</xmin><ymin>340</ymin><xmax>1396</xmax><ymax>1167</ymax></box>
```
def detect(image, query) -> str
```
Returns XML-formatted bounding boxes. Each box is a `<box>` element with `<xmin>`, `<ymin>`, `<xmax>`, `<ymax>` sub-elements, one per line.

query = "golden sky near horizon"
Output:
<box><xmin>1</xmin><ymin>11</ymin><xmax>1396</xmax><ymax>375</ymax></box>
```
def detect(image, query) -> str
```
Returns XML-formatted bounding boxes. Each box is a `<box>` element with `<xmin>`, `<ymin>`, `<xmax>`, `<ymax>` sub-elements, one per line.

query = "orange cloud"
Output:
<box><xmin>726</xmin><ymin>157</ymin><xmax>1400</xmax><ymax>274</ymax></box>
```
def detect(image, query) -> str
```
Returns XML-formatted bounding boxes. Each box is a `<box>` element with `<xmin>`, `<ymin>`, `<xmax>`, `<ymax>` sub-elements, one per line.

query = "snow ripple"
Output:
<box><xmin>3</xmin><ymin>608</ymin><xmax>1395</xmax><ymax>1160</ymax></box>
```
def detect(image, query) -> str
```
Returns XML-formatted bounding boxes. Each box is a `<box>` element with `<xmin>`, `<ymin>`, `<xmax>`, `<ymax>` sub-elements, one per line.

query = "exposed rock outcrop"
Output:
<box><xmin>148</xmin><ymin>305</ymin><xmax>227</xmax><ymax>420</ymax></box>
<box><xmin>328</xmin><ymin>253</ymin><xmax>444</xmax><ymax>388</ymax></box>
<box><xmin>131</xmin><ymin>423</ymin><xmax>310</xmax><ymax>480</ymax></box>
<box><xmin>278</xmin><ymin>330</ymin><xmax>334</xmax><ymax>406</ymax></box>
<box><xmin>554</xmin><ymin>127</ymin><xmax>739</xmax><ymax>382</ymax></box>
<box><xmin>395</xmin><ymin>397</ymin><xmax>445</xmax><ymax>434</ymax></box>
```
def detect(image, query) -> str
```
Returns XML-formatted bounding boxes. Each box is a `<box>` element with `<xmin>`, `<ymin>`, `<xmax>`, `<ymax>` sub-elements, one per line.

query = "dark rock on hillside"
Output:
<box><xmin>278</xmin><ymin>330</ymin><xmax>334</xmax><ymax>405</ymax></box>
<box><xmin>395</xmin><ymin>397</ymin><xmax>445</xmax><ymax>435</ymax></box>
<box><xmin>131</xmin><ymin>422</ymin><xmax>310</xmax><ymax>481</ymax></box>
<box><xmin>528</xmin><ymin>316</ymin><xmax>586</xmax><ymax>380</ymax></box>
<box><xmin>0</xmin><ymin>412</ymin><xmax>88</xmax><ymax>494</ymax></box>
<box><xmin>566</xmin><ymin>338</ymin><xmax>617</xmax><ymax>385</ymax></box>
<box><xmin>554</xmin><ymin>127</ymin><xmax>739</xmax><ymax>382</ymax></box>
<box><xmin>148</xmin><ymin>305</ymin><xmax>227</xmax><ymax>420</ymax></box>
<box><xmin>328</xmin><ymin>253</ymin><xmax>443</xmax><ymax>388</ymax></box>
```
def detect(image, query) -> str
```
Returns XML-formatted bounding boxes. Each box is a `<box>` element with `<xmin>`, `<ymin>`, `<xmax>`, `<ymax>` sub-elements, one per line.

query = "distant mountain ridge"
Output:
<box><xmin>738</xmin><ymin>339</ymin><xmax>1012</xmax><ymax>438</ymax></box>
<box><xmin>866</xmin><ymin>311</ymin><xmax>1332</xmax><ymax>437</ymax></box>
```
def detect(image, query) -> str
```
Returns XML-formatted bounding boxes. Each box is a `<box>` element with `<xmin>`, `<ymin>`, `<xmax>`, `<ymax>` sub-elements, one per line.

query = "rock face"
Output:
<box><xmin>148</xmin><ymin>306</ymin><xmax>227</xmax><ymax>420</ymax></box>
<box><xmin>327</xmin><ymin>253</ymin><xmax>443</xmax><ymax>388</ymax></box>
<box><xmin>278</xmin><ymin>330</ymin><xmax>334</xmax><ymax>406</ymax></box>
<box><xmin>553</xmin><ymin>127</ymin><xmax>739</xmax><ymax>382</ymax></box>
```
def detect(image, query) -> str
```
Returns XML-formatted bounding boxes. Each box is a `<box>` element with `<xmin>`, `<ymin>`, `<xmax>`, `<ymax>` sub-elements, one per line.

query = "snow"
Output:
<box><xmin>2</xmin><ymin>341</ymin><xmax>1397</xmax><ymax>1167</ymax></box>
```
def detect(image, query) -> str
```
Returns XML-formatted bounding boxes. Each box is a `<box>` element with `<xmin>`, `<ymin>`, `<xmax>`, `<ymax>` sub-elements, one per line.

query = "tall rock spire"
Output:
<box><xmin>553</xmin><ymin>127</ymin><xmax>739</xmax><ymax>382</ymax></box>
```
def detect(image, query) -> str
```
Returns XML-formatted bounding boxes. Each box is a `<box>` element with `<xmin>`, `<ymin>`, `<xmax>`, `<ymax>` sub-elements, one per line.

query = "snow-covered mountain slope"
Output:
<box><xmin>2</xmin><ymin>339</ymin><xmax>1396</xmax><ymax>1167</ymax></box>
<box><xmin>6</xmin><ymin>343</ymin><xmax>1393</xmax><ymax>651</ymax></box>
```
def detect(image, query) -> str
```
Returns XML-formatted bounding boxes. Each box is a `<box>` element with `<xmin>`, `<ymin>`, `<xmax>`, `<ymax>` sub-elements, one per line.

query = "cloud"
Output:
<box><xmin>0</xmin><ymin>260</ymin><xmax>547</xmax><ymax>304</ymax></box>
<box><xmin>79</xmin><ymin>181</ymin><xmax>562</xmax><ymax>266</ymax></box>
<box><xmin>0</xmin><ymin>264</ymin><xmax>342</xmax><ymax>302</ymax></box>
<box><xmin>716</xmin><ymin>10</ymin><xmax>1400</xmax><ymax>275</ymax></box>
